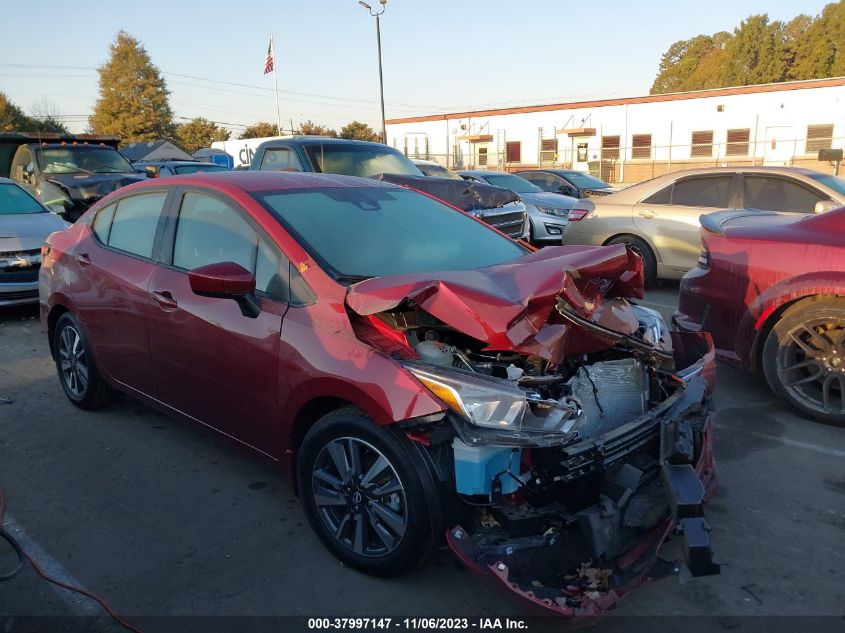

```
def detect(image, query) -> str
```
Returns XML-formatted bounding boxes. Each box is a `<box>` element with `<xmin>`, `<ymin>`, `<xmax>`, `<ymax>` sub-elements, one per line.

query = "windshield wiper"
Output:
<box><xmin>334</xmin><ymin>274</ymin><xmax>372</xmax><ymax>286</ymax></box>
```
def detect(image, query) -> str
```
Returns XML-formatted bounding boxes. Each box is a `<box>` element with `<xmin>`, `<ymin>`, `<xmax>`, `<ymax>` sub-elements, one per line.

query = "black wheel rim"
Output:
<box><xmin>58</xmin><ymin>325</ymin><xmax>89</xmax><ymax>398</ymax></box>
<box><xmin>311</xmin><ymin>437</ymin><xmax>407</xmax><ymax>558</ymax></box>
<box><xmin>777</xmin><ymin>318</ymin><xmax>845</xmax><ymax>416</ymax></box>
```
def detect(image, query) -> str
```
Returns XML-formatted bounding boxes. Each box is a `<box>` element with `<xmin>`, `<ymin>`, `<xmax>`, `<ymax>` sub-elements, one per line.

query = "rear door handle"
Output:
<box><xmin>151</xmin><ymin>290</ymin><xmax>178</xmax><ymax>311</ymax></box>
<box><xmin>76</xmin><ymin>252</ymin><xmax>91</xmax><ymax>266</ymax></box>
<box><xmin>638</xmin><ymin>209</ymin><xmax>656</xmax><ymax>219</ymax></box>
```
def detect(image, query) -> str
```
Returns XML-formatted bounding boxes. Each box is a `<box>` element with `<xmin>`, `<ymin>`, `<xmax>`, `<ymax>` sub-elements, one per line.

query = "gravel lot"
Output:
<box><xmin>1</xmin><ymin>285</ymin><xmax>844</xmax><ymax>631</ymax></box>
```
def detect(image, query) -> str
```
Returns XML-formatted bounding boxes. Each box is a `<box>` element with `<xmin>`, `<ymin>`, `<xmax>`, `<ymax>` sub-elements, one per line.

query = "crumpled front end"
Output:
<box><xmin>345</xmin><ymin>244</ymin><xmax>720</xmax><ymax>618</ymax></box>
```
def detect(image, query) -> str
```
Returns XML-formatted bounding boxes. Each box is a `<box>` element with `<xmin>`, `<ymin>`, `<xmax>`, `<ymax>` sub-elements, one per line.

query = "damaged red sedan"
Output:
<box><xmin>39</xmin><ymin>172</ymin><xmax>719</xmax><ymax>617</ymax></box>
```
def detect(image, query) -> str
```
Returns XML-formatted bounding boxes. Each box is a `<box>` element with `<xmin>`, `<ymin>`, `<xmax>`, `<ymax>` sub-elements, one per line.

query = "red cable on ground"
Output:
<box><xmin>0</xmin><ymin>487</ymin><xmax>143</xmax><ymax>633</ymax></box>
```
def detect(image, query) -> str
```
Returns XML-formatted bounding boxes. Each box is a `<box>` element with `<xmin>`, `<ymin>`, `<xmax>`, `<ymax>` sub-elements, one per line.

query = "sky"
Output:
<box><xmin>0</xmin><ymin>0</ymin><xmax>833</xmax><ymax>135</ymax></box>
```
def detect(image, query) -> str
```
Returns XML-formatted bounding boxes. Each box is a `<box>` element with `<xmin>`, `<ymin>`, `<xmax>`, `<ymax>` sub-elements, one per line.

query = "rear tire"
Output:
<box><xmin>607</xmin><ymin>235</ymin><xmax>657</xmax><ymax>287</ymax></box>
<box><xmin>53</xmin><ymin>313</ymin><xmax>112</xmax><ymax>410</ymax></box>
<box><xmin>763</xmin><ymin>297</ymin><xmax>845</xmax><ymax>426</ymax></box>
<box><xmin>297</xmin><ymin>406</ymin><xmax>433</xmax><ymax>577</ymax></box>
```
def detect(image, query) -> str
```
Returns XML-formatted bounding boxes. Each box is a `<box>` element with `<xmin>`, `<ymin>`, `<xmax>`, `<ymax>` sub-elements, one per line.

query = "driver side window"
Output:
<box><xmin>172</xmin><ymin>192</ymin><xmax>288</xmax><ymax>301</ymax></box>
<box><xmin>11</xmin><ymin>148</ymin><xmax>35</xmax><ymax>186</ymax></box>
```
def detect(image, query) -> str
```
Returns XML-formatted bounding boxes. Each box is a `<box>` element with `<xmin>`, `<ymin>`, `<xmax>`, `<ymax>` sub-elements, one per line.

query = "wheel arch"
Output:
<box><xmin>46</xmin><ymin>303</ymin><xmax>71</xmax><ymax>360</ymax></box>
<box><xmin>746</xmin><ymin>286</ymin><xmax>845</xmax><ymax>371</ymax></box>
<box><xmin>601</xmin><ymin>231</ymin><xmax>661</xmax><ymax>263</ymax></box>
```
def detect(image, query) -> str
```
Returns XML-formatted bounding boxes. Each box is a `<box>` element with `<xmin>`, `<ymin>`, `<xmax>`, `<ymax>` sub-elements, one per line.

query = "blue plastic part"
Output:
<box><xmin>452</xmin><ymin>439</ymin><xmax>522</xmax><ymax>498</ymax></box>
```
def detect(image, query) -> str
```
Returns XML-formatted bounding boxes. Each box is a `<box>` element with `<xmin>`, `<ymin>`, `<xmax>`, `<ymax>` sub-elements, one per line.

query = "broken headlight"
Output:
<box><xmin>404</xmin><ymin>364</ymin><xmax>527</xmax><ymax>430</ymax></box>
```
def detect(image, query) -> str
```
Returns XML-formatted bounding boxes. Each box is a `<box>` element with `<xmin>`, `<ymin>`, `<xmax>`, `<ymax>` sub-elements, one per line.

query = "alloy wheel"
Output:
<box><xmin>776</xmin><ymin>318</ymin><xmax>845</xmax><ymax>416</ymax></box>
<box><xmin>311</xmin><ymin>437</ymin><xmax>407</xmax><ymax>558</ymax></box>
<box><xmin>58</xmin><ymin>325</ymin><xmax>89</xmax><ymax>398</ymax></box>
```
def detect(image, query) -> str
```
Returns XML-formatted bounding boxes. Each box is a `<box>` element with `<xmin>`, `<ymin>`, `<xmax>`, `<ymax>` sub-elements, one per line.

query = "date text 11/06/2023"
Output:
<box><xmin>307</xmin><ymin>618</ymin><xmax>528</xmax><ymax>630</ymax></box>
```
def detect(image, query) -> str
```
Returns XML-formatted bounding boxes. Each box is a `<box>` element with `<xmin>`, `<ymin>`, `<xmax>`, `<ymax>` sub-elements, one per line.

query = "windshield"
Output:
<box><xmin>479</xmin><ymin>174</ymin><xmax>541</xmax><ymax>194</ymax></box>
<box><xmin>303</xmin><ymin>144</ymin><xmax>423</xmax><ymax>178</ymax></box>
<box><xmin>418</xmin><ymin>163</ymin><xmax>462</xmax><ymax>179</ymax></box>
<box><xmin>41</xmin><ymin>148</ymin><xmax>134</xmax><ymax>174</ymax></box>
<box><xmin>808</xmin><ymin>173</ymin><xmax>845</xmax><ymax>197</ymax></box>
<box><xmin>563</xmin><ymin>171</ymin><xmax>610</xmax><ymax>189</ymax></box>
<box><xmin>253</xmin><ymin>187</ymin><xmax>526</xmax><ymax>279</ymax></box>
<box><xmin>174</xmin><ymin>164</ymin><xmax>228</xmax><ymax>175</ymax></box>
<box><xmin>0</xmin><ymin>183</ymin><xmax>46</xmax><ymax>215</ymax></box>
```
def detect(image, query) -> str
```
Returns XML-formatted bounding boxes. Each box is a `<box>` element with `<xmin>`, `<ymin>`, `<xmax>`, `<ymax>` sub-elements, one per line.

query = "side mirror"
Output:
<box><xmin>814</xmin><ymin>200</ymin><xmax>837</xmax><ymax>214</ymax></box>
<box><xmin>144</xmin><ymin>165</ymin><xmax>159</xmax><ymax>178</ymax></box>
<box><xmin>189</xmin><ymin>261</ymin><xmax>260</xmax><ymax>317</ymax></box>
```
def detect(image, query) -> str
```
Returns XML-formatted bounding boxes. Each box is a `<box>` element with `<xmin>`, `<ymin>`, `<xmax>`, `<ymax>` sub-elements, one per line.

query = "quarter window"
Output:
<box><xmin>92</xmin><ymin>203</ymin><xmax>117</xmax><ymax>243</ymax></box>
<box><xmin>173</xmin><ymin>192</ymin><xmax>286</xmax><ymax>300</ymax></box>
<box><xmin>743</xmin><ymin>176</ymin><xmax>825</xmax><ymax>213</ymax></box>
<box><xmin>259</xmin><ymin>147</ymin><xmax>303</xmax><ymax>172</ymax></box>
<box><xmin>642</xmin><ymin>185</ymin><xmax>672</xmax><ymax>205</ymax></box>
<box><xmin>107</xmin><ymin>192</ymin><xmax>167</xmax><ymax>258</ymax></box>
<box><xmin>671</xmin><ymin>176</ymin><xmax>732</xmax><ymax>208</ymax></box>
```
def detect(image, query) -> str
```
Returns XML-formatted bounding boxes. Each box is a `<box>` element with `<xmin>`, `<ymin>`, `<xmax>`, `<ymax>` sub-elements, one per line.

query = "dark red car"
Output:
<box><xmin>675</xmin><ymin>207</ymin><xmax>845</xmax><ymax>425</ymax></box>
<box><xmin>40</xmin><ymin>172</ymin><xmax>719</xmax><ymax>617</ymax></box>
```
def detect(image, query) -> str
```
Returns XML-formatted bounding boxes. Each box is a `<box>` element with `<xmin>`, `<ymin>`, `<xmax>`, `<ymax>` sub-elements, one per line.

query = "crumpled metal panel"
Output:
<box><xmin>345</xmin><ymin>244</ymin><xmax>644</xmax><ymax>363</ymax></box>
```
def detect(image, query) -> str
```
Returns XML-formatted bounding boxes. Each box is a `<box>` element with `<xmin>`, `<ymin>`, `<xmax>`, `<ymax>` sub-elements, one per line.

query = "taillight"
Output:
<box><xmin>697</xmin><ymin>245</ymin><xmax>710</xmax><ymax>269</ymax></box>
<box><xmin>568</xmin><ymin>208</ymin><xmax>590</xmax><ymax>221</ymax></box>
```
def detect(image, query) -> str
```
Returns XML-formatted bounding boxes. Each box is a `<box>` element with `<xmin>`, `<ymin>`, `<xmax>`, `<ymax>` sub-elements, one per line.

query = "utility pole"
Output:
<box><xmin>359</xmin><ymin>0</ymin><xmax>388</xmax><ymax>144</ymax></box>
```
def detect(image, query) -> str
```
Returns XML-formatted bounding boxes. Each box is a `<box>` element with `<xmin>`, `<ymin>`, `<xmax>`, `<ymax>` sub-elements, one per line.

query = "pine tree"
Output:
<box><xmin>89</xmin><ymin>31</ymin><xmax>175</xmax><ymax>142</ymax></box>
<box><xmin>175</xmin><ymin>117</ymin><xmax>230</xmax><ymax>154</ymax></box>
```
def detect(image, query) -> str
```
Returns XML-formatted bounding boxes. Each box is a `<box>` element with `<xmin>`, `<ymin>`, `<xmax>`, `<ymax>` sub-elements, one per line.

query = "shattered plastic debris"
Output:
<box><xmin>563</xmin><ymin>561</ymin><xmax>613</xmax><ymax>594</ymax></box>
<box><xmin>479</xmin><ymin>510</ymin><xmax>500</xmax><ymax>528</ymax></box>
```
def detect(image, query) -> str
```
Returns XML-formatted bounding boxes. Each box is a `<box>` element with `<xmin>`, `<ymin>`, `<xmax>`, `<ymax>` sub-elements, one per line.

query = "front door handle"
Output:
<box><xmin>76</xmin><ymin>252</ymin><xmax>91</xmax><ymax>266</ymax></box>
<box><xmin>638</xmin><ymin>209</ymin><xmax>657</xmax><ymax>219</ymax></box>
<box><xmin>151</xmin><ymin>290</ymin><xmax>178</xmax><ymax>311</ymax></box>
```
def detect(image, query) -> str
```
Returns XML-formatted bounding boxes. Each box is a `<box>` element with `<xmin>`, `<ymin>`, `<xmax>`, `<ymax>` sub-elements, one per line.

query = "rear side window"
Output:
<box><xmin>173</xmin><ymin>192</ymin><xmax>287</xmax><ymax>301</ymax></box>
<box><xmin>259</xmin><ymin>148</ymin><xmax>303</xmax><ymax>172</ymax></box>
<box><xmin>671</xmin><ymin>176</ymin><xmax>732</xmax><ymax>208</ymax></box>
<box><xmin>743</xmin><ymin>176</ymin><xmax>825</xmax><ymax>213</ymax></box>
<box><xmin>107</xmin><ymin>193</ymin><xmax>167</xmax><ymax>258</ymax></box>
<box><xmin>92</xmin><ymin>203</ymin><xmax>116</xmax><ymax>242</ymax></box>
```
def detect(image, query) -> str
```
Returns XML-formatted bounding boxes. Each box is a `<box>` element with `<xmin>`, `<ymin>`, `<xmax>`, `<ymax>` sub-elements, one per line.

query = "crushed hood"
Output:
<box><xmin>373</xmin><ymin>173</ymin><xmax>521</xmax><ymax>211</ymax></box>
<box><xmin>45</xmin><ymin>172</ymin><xmax>146</xmax><ymax>203</ymax></box>
<box><xmin>346</xmin><ymin>245</ymin><xmax>644</xmax><ymax>363</ymax></box>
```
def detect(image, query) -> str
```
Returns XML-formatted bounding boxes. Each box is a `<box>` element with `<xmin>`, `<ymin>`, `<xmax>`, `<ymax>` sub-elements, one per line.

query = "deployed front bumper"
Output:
<box><xmin>445</xmin><ymin>332</ymin><xmax>720</xmax><ymax>618</ymax></box>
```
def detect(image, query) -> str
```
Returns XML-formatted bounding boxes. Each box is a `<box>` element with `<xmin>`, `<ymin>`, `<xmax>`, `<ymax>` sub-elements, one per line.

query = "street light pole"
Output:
<box><xmin>359</xmin><ymin>0</ymin><xmax>388</xmax><ymax>144</ymax></box>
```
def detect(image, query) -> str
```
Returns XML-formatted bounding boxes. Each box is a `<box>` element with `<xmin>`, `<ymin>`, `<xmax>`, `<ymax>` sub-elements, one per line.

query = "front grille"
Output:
<box><xmin>0</xmin><ymin>267</ymin><xmax>40</xmax><ymax>283</ymax></box>
<box><xmin>0</xmin><ymin>248</ymin><xmax>41</xmax><ymax>282</ymax></box>
<box><xmin>0</xmin><ymin>289</ymin><xmax>39</xmax><ymax>302</ymax></box>
<box><xmin>482</xmin><ymin>210</ymin><xmax>526</xmax><ymax>237</ymax></box>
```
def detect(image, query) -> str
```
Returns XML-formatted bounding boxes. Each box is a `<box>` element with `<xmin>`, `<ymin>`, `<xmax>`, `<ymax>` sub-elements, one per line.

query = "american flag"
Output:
<box><xmin>263</xmin><ymin>38</ymin><xmax>274</xmax><ymax>75</ymax></box>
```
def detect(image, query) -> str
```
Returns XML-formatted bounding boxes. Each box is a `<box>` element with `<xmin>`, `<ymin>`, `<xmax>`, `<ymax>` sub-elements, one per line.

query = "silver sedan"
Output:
<box><xmin>562</xmin><ymin>166</ymin><xmax>845</xmax><ymax>284</ymax></box>
<box><xmin>0</xmin><ymin>177</ymin><xmax>69</xmax><ymax>307</ymax></box>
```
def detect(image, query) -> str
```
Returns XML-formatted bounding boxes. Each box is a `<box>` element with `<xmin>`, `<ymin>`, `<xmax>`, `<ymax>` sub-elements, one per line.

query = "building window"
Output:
<box><xmin>478</xmin><ymin>147</ymin><xmax>488</xmax><ymax>166</ymax></box>
<box><xmin>601</xmin><ymin>135</ymin><xmax>620</xmax><ymax>160</ymax></box>
<box><xmin>726</xmin><ymin>128</ymin><xmax>750</xmax><ymax>156</ymax></box>
<box><xmin>691</xmin><ymin>131</ymin><xmax>714</xmax><ymax>157</ymax></box>
<box><xmin>540</xmin><ymin>138</ymin><xmax>556</xmax><ymax>163</ymax></box>
<box><xmin>506</xmin><ymin>141</ymin><xmax>521</xmax><ymax>163</ymax></box>
<box><xmin>806</xmin><ymin>124</ymin><xmax>834</xmax><ymax>154</ymax></box>
<box><xmin>631</xmin><ymin>134</ymin><xmax>652</xmax><ymax>159</ymax></box>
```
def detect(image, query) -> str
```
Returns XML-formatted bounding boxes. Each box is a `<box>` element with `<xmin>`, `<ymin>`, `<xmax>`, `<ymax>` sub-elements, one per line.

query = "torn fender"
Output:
<box><xmin>345</xmin><ymin>245</ymin><xmax>644</xmax><ymax>363</ymax></box>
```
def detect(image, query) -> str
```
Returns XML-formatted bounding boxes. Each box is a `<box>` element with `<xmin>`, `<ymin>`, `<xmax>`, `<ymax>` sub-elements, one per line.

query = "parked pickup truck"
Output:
<box><xmin>0</xmin><ymin>132</ymin><xmax>146</xmax><ymax>222</ymax></box>
<box><xmin>249</xmin><ymin>136</ymin><xmax>529</xmax><ymax>240</ymax></box>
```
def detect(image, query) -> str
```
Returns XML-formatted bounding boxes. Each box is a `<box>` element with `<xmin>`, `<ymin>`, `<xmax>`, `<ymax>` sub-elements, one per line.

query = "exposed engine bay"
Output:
<box><xmin>345</xmin><ymin>244</ymin><xmax>720</xmax><ymax>616</ymax></box>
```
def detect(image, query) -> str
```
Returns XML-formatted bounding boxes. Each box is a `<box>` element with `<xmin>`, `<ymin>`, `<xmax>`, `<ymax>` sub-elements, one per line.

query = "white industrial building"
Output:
<box><xmin>385</xmin><ymin>77</ymin><xmax>845</xmax><ymax>183</ymax></box>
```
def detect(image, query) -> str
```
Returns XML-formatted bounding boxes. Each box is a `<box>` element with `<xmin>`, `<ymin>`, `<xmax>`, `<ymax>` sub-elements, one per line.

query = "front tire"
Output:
<box><xmin>297</xmin><ymin>406</ymin><xmax>432</xmax><ymax>577</ymax></box>
<box><xmin>763</xmin><ymin>297</ymin><xmax>845</xmax><ymax>426</ymax></box>
<box><xmin>53</xmin><ymin>313</ymin><xmax>111</xmax><ymax>410</ymax></box>
<box><xmin>607</xmin><ymin>235</ymin><xmax>657</xmax><ymax>287</ymax></box>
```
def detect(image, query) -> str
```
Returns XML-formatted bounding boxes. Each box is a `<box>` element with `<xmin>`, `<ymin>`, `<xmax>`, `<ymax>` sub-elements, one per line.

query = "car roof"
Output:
<box><xmin>115</xmin><ymin>171</ymin><xmax>402</xmax><ymax>194</ymax></box>
<box><xmin>35</xmin><ymin>143</ymin><xmax>115</xmax><ymax>150</ymax></box>
<box><xmin>0</xmin><ymin>177</ymin><xmax>15</xmax><ymax>184</ymax></box>
<box><xmin>455</xmin><ymin>170</ymin><xmax>506</xmax><ymax>177</ymax></box>
<box><xmin>411</xmin><ymin>159</ymin><xmax>441</xmax><ymax>166</ymax></box>
<box><xmin>256</xmin><ymin>136</ymin><xmax>389</xmax><ymax>149</ymax></box>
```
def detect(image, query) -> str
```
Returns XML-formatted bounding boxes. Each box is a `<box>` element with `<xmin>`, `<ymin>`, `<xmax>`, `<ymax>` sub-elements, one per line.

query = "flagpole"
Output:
<box><xmin>270</xmin><ymin>31</ymin><xmax>282</xmax><ymax>135</ymax></box>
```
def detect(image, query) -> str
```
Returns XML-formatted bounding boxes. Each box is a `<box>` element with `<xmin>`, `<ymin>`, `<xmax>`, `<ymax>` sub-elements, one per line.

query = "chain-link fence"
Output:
<box><xmin>399</xmin><ymin>134</ymin><xmax>841</xmax><ymax>184</ymax></box>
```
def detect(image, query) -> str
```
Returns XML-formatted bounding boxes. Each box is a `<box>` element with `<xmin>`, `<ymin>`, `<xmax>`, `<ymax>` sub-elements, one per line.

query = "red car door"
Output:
<box><xmin>78</xmin><ymin>191</ymin><xmax>171</xmax><ymax>397</ymax></box>
<box><xmin>145</xmin><ymin>189</ymin><xmax>288</xmax><ymax>454</ymax></box>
